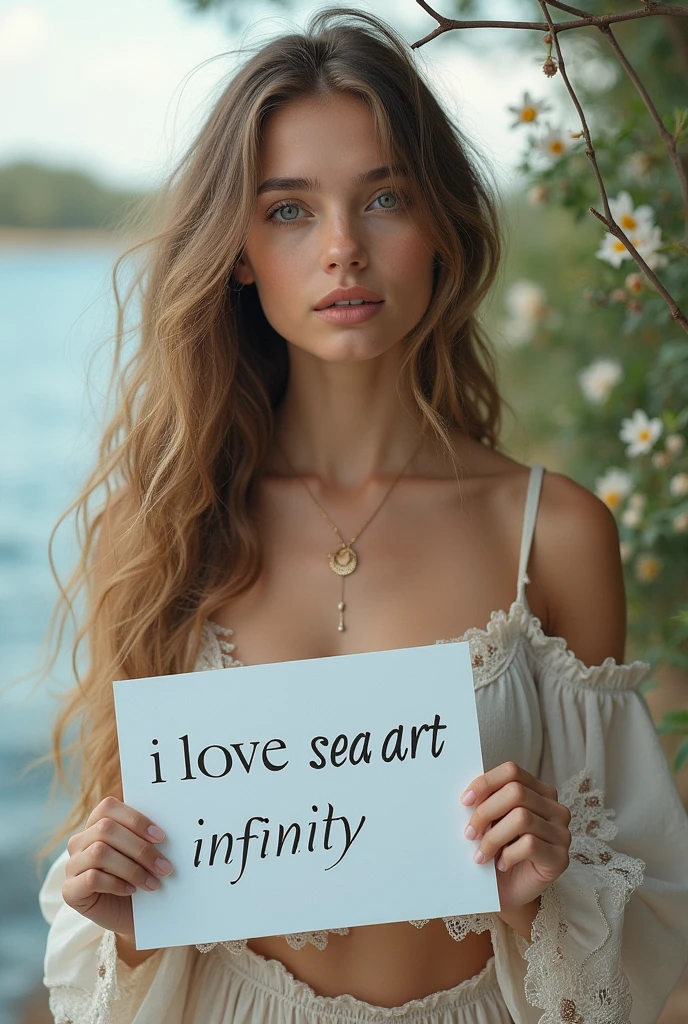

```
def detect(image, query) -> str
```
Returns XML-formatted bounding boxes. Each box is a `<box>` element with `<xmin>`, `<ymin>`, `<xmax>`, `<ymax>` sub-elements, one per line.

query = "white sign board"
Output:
<box><xmin>113</xmin><ymin>641</ymin><xmax>500</xmax><ymax>950</ymax></box>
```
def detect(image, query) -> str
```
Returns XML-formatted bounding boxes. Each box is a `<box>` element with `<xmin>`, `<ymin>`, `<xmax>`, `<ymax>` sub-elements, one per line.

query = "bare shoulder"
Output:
<box><xmin>533</xmin><ymin>470</ymin><xmax>627</xmax><ymax>666</ymax></box>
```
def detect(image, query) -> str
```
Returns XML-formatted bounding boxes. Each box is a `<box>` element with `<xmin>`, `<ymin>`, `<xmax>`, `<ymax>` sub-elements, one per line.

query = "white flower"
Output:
<box><xmin>665</xmin><ymin>434</ymin><xmax>685</xmax><ymax>456</ymax></box>
<box><xmin>634</xmin><ymin>553</ymin><xmax>663</xmax><ymax>583</ymax></box>
<box><xmin>619</xmin><ymin>409</ymin><xmax>663</xmax><ymax>456</ymax></box>
<box><xmin>619</xmin><ymin>541</ymin><xmax>632</xmax><ymax>563</ymax></box>
<box><xmin>502</xmin><ymin>279</ymin><xmax>553</xmax><ymax>345</ymax></box>
<box><xmin>670</xmin><ymin>473</ymin><xmax>688</xmax><ymax>497</ymax></box>
<box><xmin>578</xmin><ymin>358</ymin><xmax>624</xmax><ymax>405</ymax></box>
<box><xmin>507</xmin><ymin>91</ymin><xmax>552</xmax><ymax>127</ymax></box>
<box><xmin>609</xmin><ymin>191</ymin><xmax>656</xmax><ymax>234</ymax></box>
<box><xmin>673</xmin><ymin>512</ymin><xmax>688</xmax><ymax>533</ymax></box>
<box><xmin>535</xmin><ymin>127</ymin><xmax>573</xmax><ymax>162</ymax></box>
<box><xmin>652</xmin><ymin>451</ymin><xmax>671</xmax><ymax>469</ymax></box>
<box><xmin>621</xmin><ymin>507</ymin><xmax>642</xmax><ymax>528</ymax></box>
<box><xmin>596</xmin><ymin>223</ymin><xmax>667</xmax><ymax>269</ymax></box>
<box><xmin>620</xmin><ymin>151</ymin><xmax>652</xmax><ymax>184</ymax></box>
<box><xmin>628</xmin><ymin>492</ymin><xmax>647</xmax><ymax>510</ymax></box>
<box><xmin>595</xmin><ymin>467</ymin><xmax>633</xmax><ymax>511</ymax></box>
<box><xmin>595</xmin><ymin>193</ymin><xmax>667</xmax><ymax>269</ymax></box>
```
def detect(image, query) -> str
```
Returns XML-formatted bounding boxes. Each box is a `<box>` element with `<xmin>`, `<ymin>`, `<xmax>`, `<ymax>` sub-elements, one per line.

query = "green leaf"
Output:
<box><xmin>674</xmin><ymin>738</ymin><xmax>688</xmax><ymax>774</ymax></box>
<box><xmin>656</xmin><ymin>709</ymin><xmax>688</xmax><ymax>735</ymax></box>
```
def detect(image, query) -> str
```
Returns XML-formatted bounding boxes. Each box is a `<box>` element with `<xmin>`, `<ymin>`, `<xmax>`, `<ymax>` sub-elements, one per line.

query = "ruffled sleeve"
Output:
<box><xmin>492</xmin><ymin>621</ymin><xmax>688</xmax><ymax>1024</ymax></box>
<box><xmin>39</xmin><ymin>848</ymin><xmax>199</xmax><ymax>1023</ymax></box>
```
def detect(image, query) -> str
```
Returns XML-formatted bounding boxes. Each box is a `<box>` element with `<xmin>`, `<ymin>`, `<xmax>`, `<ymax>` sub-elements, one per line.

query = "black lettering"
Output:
<box><xmin>150</xmin><ymin>740</ymin><xmax>166</xmax><ymax>784</ymax></box>
<box><xmin>276</xmin><ymin>821</ymin><xmax>301</xmax><ymax>856</ymax></box>
<box><xmin>381</xmin><ymin>725</ymin><xmax>408</xmax><ymax>762</ymax></box>
<box><xmin>410</xmin><ymin>723</ymin><xmax>431</xmax><ymax>758</ymax></box>
<box><xmin>325</xmin><ymin>814</ymin><xmax>367</xmax><ymax>871</ymax></box>
<box><xmin>230</xmin><ymin>817</ymin><xmax>268</xmax><ymax>885</ymax></box>
<box><xmin>331</xmin><ymin>733</ymin><xmax>349</xmax><ymax>767</ymax></box>
<box><xmin>349</xmin><ymin>732</ymin><xmax>372</xmax><ymax>765</ymax></box>
<box><xmin>198</xmin><ymin>744</ymin><xmax>233</xmax><ymax>778</ymax></box>
<box><xmin>309</xmin><ymin>735</ymin><xmax>328</xmax><ymax>769</ymax></box>
<box><xmin>262</xmin><ymin>738</ymin><xmax>288</xmax><ymax>771</ymax></box>
<box><xmin>430</xmin><ymin>714</ymin><xmax>448</xmax><ymax>757</ymax></box>
<box><xmin>231</xmin><ymin>741</ymin><xmax>260</xmax><ymax>774</ymax></box>
<box><xmin>260</xmin><ymin>825</ymin><xmax>270</xmax><ymax>859</ymax></box>
<box><xmin>179</xmin><ymin>734</ymin><xmax>197</xmax><ymax>780</ymax></box>
<box><xmin>322</xmin><ymin>802</ymin><xmax>336</xmax><ymax>850</ymax></box>
<box><xmin>209</xmin><ymin>832</ymin><xmax>234</xmax><ymax>865</ymax></box>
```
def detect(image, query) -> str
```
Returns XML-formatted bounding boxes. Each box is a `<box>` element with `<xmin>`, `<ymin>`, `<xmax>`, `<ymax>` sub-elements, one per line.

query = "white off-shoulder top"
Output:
<box><xmin>39</xmin><ymin>465</ymin><xmax>688</xmax><ymax>1023</ymax></box>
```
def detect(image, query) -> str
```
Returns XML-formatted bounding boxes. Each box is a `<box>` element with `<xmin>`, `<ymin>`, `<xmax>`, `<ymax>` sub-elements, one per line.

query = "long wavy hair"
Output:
<box><xmin>34</xmin><ymin>6</ymin><xmax>506</xmax><ymax>858</ymax></box>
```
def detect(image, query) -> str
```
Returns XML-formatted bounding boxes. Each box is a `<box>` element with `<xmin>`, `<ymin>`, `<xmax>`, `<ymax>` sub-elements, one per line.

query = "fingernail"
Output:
<box><xmin>153</xmin><ymin>857</ymin><xmax>173</xmax><ymax>875</ymax></box>
<box><xmin>148</xmin><ymin>825</ymin><xmax>165</xmax><ymax>841</ymax></box>
<box><xmin>125</xmin><ymin>884</ymin><xmax>136</xmax><ymax>893</ymax></box>
<box><xmin>144</xmin><ymin>876</ymin><xmax>160</xmax><ymax>890</ymax></box>
<box><xmin>464</xmin><ymin>824</ymin><xmax>477</xmax><ymax>840</ymax></box>
<box><xmin>461</xmin><ymin>790</ymin><xmax>476</xmax><ymax>806</ymax></box>
<box><xmin>497</xmin><ymin>857</ymin><xmax>507</xmax><ymax>871</ymax></box>
<box><xmin>473</xmin><ymin>849</ymin><xmax>485</xmax><ymax>864</ymax></box>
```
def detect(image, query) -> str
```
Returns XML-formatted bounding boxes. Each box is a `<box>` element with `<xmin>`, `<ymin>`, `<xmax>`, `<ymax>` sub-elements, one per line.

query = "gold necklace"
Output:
<box><xmin>275</xmin><ymin>438</ymin><xmax>423</xmax><ymax>632</ymax></box>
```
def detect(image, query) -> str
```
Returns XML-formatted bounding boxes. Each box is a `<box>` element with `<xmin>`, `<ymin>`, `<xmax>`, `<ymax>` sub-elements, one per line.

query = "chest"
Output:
<box><xmin>210</xmin><ymin>476</ymin><xmax>528</xmax><ymax>666</ymax></box>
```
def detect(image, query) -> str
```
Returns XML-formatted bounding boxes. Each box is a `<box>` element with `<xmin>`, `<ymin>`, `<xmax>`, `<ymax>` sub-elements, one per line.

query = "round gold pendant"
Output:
<box><xmin>328</xmin><ymin>544</ymin><xmax>357</xmax><ymax>576</ymax></box>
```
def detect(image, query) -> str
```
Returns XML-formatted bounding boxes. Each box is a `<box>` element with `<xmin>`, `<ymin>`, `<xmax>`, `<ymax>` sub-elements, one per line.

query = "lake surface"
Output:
<box><xmin>0</xmin><ymin>241</ymin><xmax>124</xmax><ymax>1023</ymax></box>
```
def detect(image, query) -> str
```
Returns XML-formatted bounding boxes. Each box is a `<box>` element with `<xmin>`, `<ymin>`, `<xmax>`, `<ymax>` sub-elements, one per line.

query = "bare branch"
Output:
<box><xmin>413</xmin><ymin>0</ymin><xmax>688</xmax><ymax>335</ymax></box>
<box><xmin>600</xmin><ymin>24</ymin><xmax>688</xmax><ymax>243</ymax></box>
<box><xmin>411</xmin><ymin>2</ymin><xmax>688</xmax><ymax>49</ymax></box>
<box><xmin>537</xmin><ymin>0</ymin><xmax>687</xmax><ymax>332</ymax></box>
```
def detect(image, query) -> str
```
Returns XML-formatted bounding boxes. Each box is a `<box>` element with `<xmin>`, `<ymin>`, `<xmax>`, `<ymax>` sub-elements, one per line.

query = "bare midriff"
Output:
<box><xmin>246</xmin><ymin>920</ymin><xmax>494</xmax><ymax>1006</ymax></box>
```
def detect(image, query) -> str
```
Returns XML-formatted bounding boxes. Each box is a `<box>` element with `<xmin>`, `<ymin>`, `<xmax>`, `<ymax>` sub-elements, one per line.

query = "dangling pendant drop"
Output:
<box><xmin>337</xmin><ymin>596</ymin><xmax>346</xmax><ymax>632</ymax></box>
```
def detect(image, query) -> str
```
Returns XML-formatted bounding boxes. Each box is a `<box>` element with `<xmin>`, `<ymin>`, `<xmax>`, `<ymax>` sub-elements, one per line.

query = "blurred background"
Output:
<box><xmin>1</xmin><ymin>1</ymin><xmax>686</xmax><ymax>1021</ymax></box>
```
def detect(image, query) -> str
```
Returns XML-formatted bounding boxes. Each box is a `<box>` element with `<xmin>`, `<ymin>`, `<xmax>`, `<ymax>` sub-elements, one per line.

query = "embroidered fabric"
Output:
<box><xmin>203</xmin><ymin>600</ymin><xmax>649</xmax><ymax>693</ymax></box>
<box><xmin>521</xmin><ymin>769</ymin><xmax>645</xmax><ymax>1024</ymax></box>
<box><xmin>47</xmin><ymin>929</ymin><xmax>159</xmax><ymax>1024</ymax></box>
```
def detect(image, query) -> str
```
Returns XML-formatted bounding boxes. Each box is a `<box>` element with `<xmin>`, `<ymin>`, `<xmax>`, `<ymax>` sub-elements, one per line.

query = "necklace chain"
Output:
<box><xmin>275</xmin><ymin>436</ymin><xmax>424</xmax><ymax>632</ymax></box>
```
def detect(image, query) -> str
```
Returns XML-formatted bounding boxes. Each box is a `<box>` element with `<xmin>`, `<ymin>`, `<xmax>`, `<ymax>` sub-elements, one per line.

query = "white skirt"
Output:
<box><xmin>182</xmin><ymin>945</ymin><xmax>514</xmax><ymax>1023</ymax></box>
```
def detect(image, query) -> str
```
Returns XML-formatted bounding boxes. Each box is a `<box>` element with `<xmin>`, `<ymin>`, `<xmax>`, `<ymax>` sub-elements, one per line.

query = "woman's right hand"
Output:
<box><xmin>62</xmin><ymin>796</ymin><xmax>173</xmax><ymax>937</ymax></box>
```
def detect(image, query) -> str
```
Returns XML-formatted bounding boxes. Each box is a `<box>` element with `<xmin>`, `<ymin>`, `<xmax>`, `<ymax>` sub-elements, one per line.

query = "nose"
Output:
<box><xmin>320</xmin><ymin>211</ymin><xmax>368</xmax><ymax>273</ymax></box>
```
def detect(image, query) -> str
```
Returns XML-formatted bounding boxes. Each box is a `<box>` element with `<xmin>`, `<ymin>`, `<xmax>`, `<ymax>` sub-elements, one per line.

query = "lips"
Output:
<box><xmin>314</xmin><ymin>286</ymin><xmax>384</xmax><ymax>310</ymax></box>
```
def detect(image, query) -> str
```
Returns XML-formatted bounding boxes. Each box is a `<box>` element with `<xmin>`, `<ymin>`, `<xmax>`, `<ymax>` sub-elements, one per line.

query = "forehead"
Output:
<box><xmin>258</xmin><ymin>93</ymin><xmax>387</xmax><ymax>178</ymax></box>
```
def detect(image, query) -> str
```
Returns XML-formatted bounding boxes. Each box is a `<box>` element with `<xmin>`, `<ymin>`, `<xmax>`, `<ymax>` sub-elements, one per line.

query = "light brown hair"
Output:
<box><xmin>34</xmin><ymin>6</ymin><xmax>506</xmax><ymax>857</ymax></box>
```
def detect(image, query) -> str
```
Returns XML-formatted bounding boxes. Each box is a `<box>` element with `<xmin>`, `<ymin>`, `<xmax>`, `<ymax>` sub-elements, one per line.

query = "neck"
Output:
<box><xmin>270</xmin><ymin>344</ymin><xmax>432</xmax><ymax>490</ymax></box>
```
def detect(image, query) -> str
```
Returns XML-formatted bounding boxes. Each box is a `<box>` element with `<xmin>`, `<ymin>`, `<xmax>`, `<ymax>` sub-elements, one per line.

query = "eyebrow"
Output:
<box><xmin>256</xmin><ymin>164</ymin><xmax>408</xmax><ymax>197</ymax></box>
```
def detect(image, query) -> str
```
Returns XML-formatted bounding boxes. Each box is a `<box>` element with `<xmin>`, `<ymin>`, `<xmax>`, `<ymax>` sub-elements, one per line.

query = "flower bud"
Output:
<box><xmin>624</xmin><ymin>272</ymin><xmax>644</xmax><ymax>294</ymax></box>
<box><xmin>543</xmin><ymin>57</ymin><xmax>558</xmax><ymax>78</ymax></box>
<box><xmin>610</xmin><ymin>288</ymin><xmax>627</xmax><ymax>304</ymax></box>
<box><xmin>665</xmin><ymin>434</ymin><xmax>685</xmax><ymax>456</ymax></box>
<box><xmin>673</xmin><ymin>512</ymin><xmax>688</xmax><ymax>533</ymax></box>
<box><xmin>652</xmin><ymin>451</ymin><xmax>670</xmax><ymax>468</ymax></box>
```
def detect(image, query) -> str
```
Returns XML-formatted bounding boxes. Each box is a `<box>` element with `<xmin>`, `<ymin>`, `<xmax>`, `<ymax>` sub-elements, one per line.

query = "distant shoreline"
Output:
<box><xmin>0</xmin><ymin>228</ymin><xmax>137</xmax><ymax>248</ymax></box>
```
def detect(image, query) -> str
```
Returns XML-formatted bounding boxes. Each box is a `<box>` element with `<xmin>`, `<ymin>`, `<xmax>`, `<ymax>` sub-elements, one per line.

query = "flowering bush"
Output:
<box><xmin>487</xmin><ymin>24</ymin><xmax>688</xmax><ymax>774</ymax></box>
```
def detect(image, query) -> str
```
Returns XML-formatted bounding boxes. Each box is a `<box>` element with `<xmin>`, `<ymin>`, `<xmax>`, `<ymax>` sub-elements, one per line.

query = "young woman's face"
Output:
<box><xmin>233</xmin><ymin>92</ymin><xmax>435</xmax><ymax>362</ymax></box>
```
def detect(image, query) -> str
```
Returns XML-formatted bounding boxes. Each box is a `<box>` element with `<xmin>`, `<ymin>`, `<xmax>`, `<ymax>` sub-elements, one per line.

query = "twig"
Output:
<box><xmin>537</xmin><ymin>0</ymin><xmax>687</xmax><ymax>332</ymax></box>
<box><xmin>411</xmin><ymin>2</ymin><xmax>688</xmax><ymax>49</ymax></box>
<box><xmin>413</xmin><ymin>0</ymin><xmax>688</xmax><ymax>335</ymax></box>
<box><xmin>600</xmin><ymin>24</ymin><xmax>688</xmax><ymax>243</ymax></box>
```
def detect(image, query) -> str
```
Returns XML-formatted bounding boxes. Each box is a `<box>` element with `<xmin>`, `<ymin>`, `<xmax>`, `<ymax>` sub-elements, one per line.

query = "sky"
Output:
<box><xmin>0</xmin><ymin>0</ymin><xmax>572</xmax><ymax>192</ymax></box>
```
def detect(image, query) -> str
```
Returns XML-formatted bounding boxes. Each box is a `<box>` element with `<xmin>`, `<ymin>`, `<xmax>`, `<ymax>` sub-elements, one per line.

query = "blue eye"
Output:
<box><xmin>265</xmin><ymin>190</ymin><xmax>407</xmax><ymax>226</ymax></box>
<box><xmin>267</xmin><ymin>202</ymin><xmax>304</xmax><ymax>225</ymax></box>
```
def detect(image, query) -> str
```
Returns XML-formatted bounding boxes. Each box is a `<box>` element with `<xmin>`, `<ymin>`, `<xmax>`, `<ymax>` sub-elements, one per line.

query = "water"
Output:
<box><xmin>0</xmin><ymin>241</ymin><xmax>124</xmax><ymax>1023</ymax></box>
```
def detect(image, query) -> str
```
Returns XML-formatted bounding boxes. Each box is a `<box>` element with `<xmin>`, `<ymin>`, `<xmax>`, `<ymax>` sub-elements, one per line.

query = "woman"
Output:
<box><xmin>37</xmin><ymin>7</ymin><xmax>688</xmax><ymax>1023</ymax></box>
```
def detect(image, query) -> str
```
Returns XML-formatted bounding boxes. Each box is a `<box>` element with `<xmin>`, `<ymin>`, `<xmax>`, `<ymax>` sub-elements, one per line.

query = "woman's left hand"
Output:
<box><xmin>461</xmin><ymin>761</ymin><xmax>572</xmax><ymax>911</ymax></box>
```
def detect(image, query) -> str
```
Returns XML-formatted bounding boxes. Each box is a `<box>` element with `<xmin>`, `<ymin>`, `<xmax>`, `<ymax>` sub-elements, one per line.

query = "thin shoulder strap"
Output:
<box><xmin>516</xmin><ymin>464</ymin><xmax>545</xmax><ymax>609</ymax></box>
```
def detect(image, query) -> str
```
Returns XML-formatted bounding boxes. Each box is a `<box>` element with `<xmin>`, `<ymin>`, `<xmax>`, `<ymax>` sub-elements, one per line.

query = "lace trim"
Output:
<box><xmin>409</xmin><ymin>913</ymin><xmax>495</xmax><ymax>942</ymax></box>
<box><xmin>47</xmin><ymin>929</ymin><xmax>156</xmax><ymax>1024</ymax></box>
<box><xmin>201</xmin><ymin>601</ymin><xmax>650</xmax><ymax>691</ymax></box>
<box><xmin>522</xmin><ymin>769</ymin><xmax>645</xmax><ymax>1023</ymax></box>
